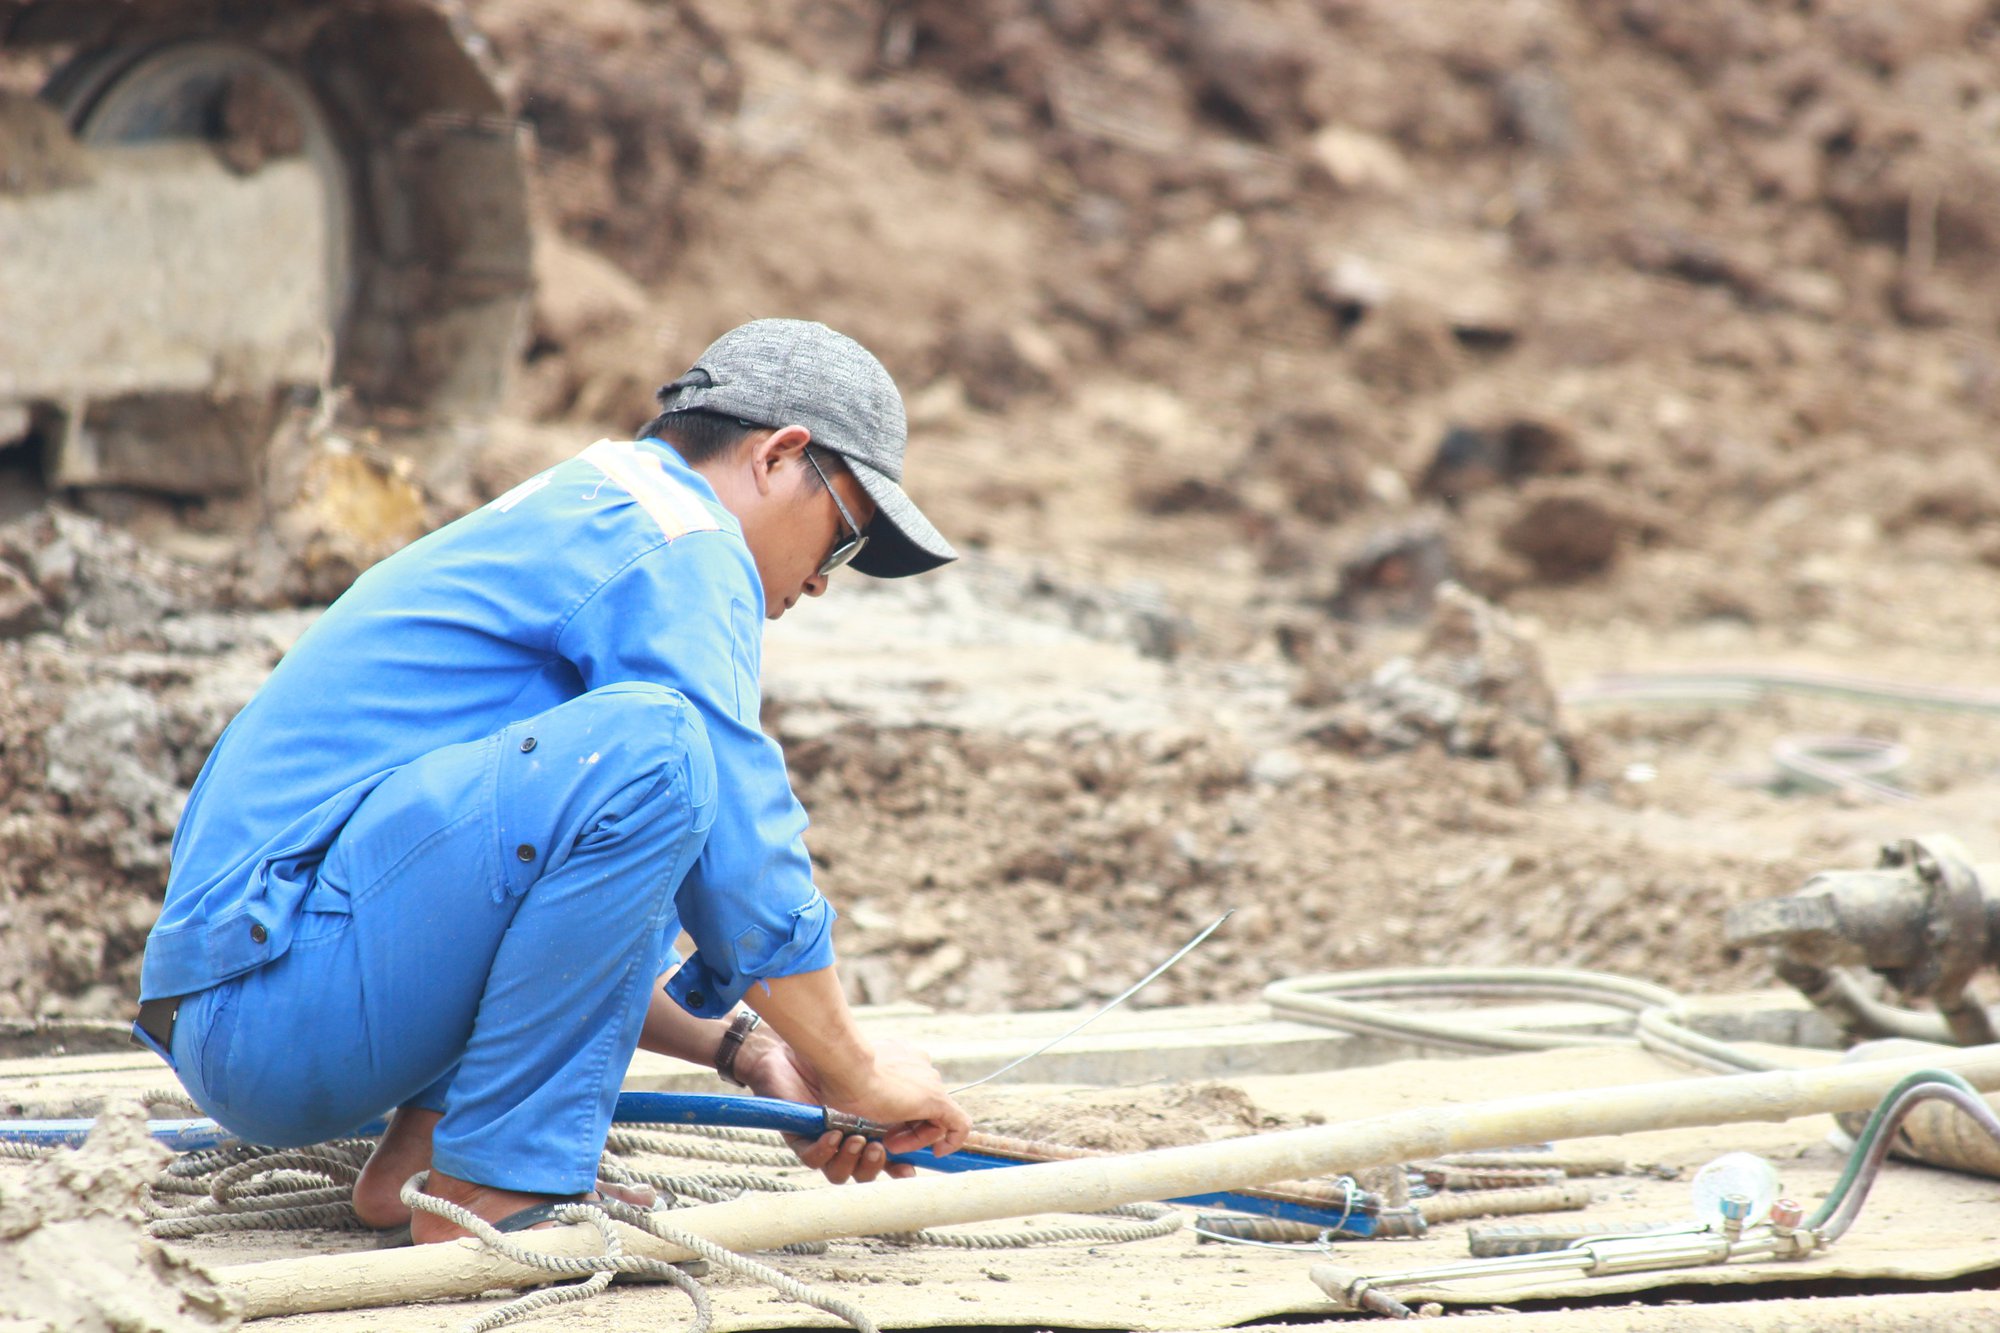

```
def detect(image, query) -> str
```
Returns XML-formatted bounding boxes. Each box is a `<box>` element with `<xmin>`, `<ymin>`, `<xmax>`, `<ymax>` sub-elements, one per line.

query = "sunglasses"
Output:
<box><xmin>802</xmin><ymin>448</ymin><xmax>869</xmax><ymax>577</ymax></box>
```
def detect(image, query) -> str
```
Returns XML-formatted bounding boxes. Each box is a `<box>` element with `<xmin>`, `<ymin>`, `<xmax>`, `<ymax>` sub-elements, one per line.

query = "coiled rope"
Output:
<box><xmin>138</xmin><ymin>1118</ymin><xmax>1182</xmax><ymax>1332</ymax></box>
<box><xmin>146</xmin><ymin>1140</ymin><xmax>375</xmax><ymax>1237</ymax></box>
<box><xmin>605</xmin><ymin>1127</ymin><xmax>799</xmax><ymax>1169</ymax></box>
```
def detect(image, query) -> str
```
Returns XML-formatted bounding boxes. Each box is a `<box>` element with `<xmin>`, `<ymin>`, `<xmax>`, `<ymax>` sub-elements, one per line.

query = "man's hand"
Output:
<box><xmin>812</xmin><ymin>1034</ymin><xmax>972</xmax><ymax>1158</ymax></box>
<box><xmin>735</xmin><ymin>1028</ymin><xmax>965</xmax><ymax>1184</ymax></box>
<box><xmin>639</xmin><ymin>965</ymin><xmax>970</xmax><ymax>1184</ymax></box>
<box><xmin>743</xmin><ymin>965</ymin><xmax>973</xmax><ymax>1171</ymax></box>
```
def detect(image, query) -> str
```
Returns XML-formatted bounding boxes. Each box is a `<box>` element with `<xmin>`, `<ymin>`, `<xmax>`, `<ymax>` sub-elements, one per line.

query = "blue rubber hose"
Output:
<box><xmin>0</xmin><ymin>1092</ymin><xmax>1381</xmax><ymax>1236</ymax></box>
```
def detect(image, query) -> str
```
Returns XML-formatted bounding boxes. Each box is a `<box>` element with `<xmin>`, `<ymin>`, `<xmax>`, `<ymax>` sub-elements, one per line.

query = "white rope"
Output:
<box><xmin>605</xmin><ymin>1128</ymin><xmax>798</xmax><ymax>1169</ymax></box>
<box><xmin>602</xmin><ymin>1194</ymin><xmax>881</xmax><ymax>1333</ymax></box>
<box><xmin>134</xmin><ymin>1120</ymin><xmax>1184</xmax><ymax>1329</ymax></box>
<box><xmin>400</xmin><ymin>1174</ymin><xmax>708</xmax><ymax>1333</ymax></box>
<box><xmin>879</xmin><ymin>1201</ymin><xmax>1182</xmax><ymax>1250</ymax></box>
<box><xmin>147</xmin><ymin>1141</ymin><xmax>375</xmax><ymax>1238</ymax></box>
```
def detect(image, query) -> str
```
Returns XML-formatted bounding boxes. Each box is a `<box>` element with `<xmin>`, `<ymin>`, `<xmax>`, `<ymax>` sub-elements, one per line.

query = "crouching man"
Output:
<box><xmin>136</xmin><ymin>319</ymin><xmax>970</xmax><ymax>1242</ymax></box>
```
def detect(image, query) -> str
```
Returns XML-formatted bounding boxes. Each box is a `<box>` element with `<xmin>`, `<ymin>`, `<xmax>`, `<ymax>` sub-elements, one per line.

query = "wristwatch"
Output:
<box><xmin>715</xmin><ymin>1009</ymin><xmax>762</xmax><ymax>1087</ymax></box>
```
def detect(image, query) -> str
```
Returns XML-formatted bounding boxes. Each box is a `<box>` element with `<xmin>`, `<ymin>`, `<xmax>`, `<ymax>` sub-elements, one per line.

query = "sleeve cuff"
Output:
<box><xmin>666</xmin><ymin>895</ymin><xmax>838</xmax><ymax>1018</ymax></box>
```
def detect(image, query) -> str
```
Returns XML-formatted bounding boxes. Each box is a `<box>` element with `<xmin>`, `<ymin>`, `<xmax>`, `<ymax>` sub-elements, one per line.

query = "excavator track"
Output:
<box><xmin>0</xmin><ymin>0</ymin><xmax>530</xmax><ymax>494</ymax></box>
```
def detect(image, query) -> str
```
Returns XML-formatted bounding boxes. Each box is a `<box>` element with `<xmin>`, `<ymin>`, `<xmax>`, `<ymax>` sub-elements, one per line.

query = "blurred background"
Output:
<box><xmin>5</xmin><ymin>0</ymin><xmax>2000</xmax><ymax>1026</ymax></box>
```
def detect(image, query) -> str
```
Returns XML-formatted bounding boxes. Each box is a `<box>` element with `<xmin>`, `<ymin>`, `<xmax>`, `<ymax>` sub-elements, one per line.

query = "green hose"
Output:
<box><xmin>1807</xmin><ymin>1069</ymin><xmax>1982</xmax><ymax>1231</ymax></box>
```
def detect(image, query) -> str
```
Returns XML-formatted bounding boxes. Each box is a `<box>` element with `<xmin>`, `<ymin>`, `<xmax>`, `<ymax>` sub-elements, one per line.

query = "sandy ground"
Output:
<box><xmin>6</xmin><ymin>1035</ymin><xmax>1998</xmax><ymax>1330</ymax></box>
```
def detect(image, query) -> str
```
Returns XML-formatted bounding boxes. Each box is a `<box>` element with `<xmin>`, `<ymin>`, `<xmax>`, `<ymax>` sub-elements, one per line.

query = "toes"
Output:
<box><xmin>597</xmin><ymin>1180</ymin><xmax>658</xmax><ymax>1209</ymax></box>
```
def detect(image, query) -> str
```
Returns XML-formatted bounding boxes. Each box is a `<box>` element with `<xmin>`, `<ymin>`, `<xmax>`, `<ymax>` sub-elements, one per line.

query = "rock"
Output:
<box><xmin>1247</xmin><ymin>748</ymin><xmax>1306</xmax><ymax>788</ymax></box>
<box><xmin>1330</xmin><ymin>518</ymin><xmax>1454</xmax><ymax>624</ymax></box>
<box><xmin>1130</xmin><ymin>217</ymin><xmax>1261</xmax><ymax>318</ymax></box>
<box><xmin>1344</xmin><ymin>298</ymin><xmax>1465</xmax><ymax>395</ymax></box>
<box><xmin>905</xmin><ymin>941</ymin><xmax>968</xmax><ymax>994</ymax></box>
<box><xmin>265</xmin><ymin>443</ymin><xmax>434</xmax><ymax>606</ymax></box>
<box><xmin>1303</xmin><ymin>584</ymin><xmax>1578</xmax><ymax>795</ymax></box>
<box><xmin>0</xmin><ymin>560</ymin><xmax>48</xmax><ymax>639</ymax></box>
<box><xmin>0</xmin><ymin>510</ymin><xmax>204</xmax><ymax>639</ymax></box>
<box><xmin>1133</xmin><ymin>475</ymin><xmax>1246</xmax><ymax>518</ymax></box>
<box><xmin>1184</xmin><ymin>0</ymin><xmax>1311</xmax><ymax>139</ymax></box>
<box><xmin>1499</xmin><ymin>483</ymin><xmax>1631</xmax><ymax>582</ymax></box>
<box><xmin>44</xmin><ymin>682</ymin><xmax>181</xmax><ymax>878</ymax></box>
<box><xmin>1310</xmin><ymin>224</ymin><xmax>1523</xmax><ymax>345</ymax></box>
<box><xmin>1497</xmin><ymin>65</ymin><xmax>1575</xmax><ymax>156</ymax></box>
<box><xmin>1248</xmin><ymin>409</ymin><xmax>1377</xmax><ymax>523</ymax></box>
<box><xmin>1306</xmin><ymin>125</ymin><xmax>1413</xmax><ymax>194</ymax></box>
<box><xmin>942</xmin><ymin>322</ymin><xmax>1062</xmax><ymax>412</ymax></box>
<box><xmin>532</xmin><ymin>232</ymin><xmax>650</xmax><ymax>350</ymax></box>
<box><xmin>1417</xmin><ymin>419</ymin><xmax>1584</xmax><ymax>505</ymax></box>
<box><xmin>1766</xmin><ymin>267</ymin><xmax>1846</xmax><ymax>319</ymax></box>
<box><xmin>0</xmin><ymin>91</ymin><xmax>94</xmax><ymax>195</ymax></box>
<box><xmin>1309</xmin><ymin>253</ymin><xmax>1389</xmax><ymax>326</ymax></box>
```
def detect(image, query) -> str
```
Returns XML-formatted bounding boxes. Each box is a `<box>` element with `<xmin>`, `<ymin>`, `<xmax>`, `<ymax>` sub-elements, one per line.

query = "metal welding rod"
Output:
<box><xmin>1416</xmin><ymin>1181</ymin><xmax>1593</xmax><ymax>1224</ymax></box>
<box><xmin>1467</xmin><ymin>1218</ymin><xmax>1687</xmax><ymax>1257</ymax></box>
<box><xmin>1414</xmin><ymin>1163</ymin><xmax>1569</xmax><ymax>1191</ymax></box>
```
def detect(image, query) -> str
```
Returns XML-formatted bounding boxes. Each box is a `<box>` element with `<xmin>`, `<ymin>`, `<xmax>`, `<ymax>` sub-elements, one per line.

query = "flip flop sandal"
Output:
<box><xmin>493</xmin><ymin>1200</ymin><xmax>709</xmax><ymax>1282</ymax></box>
<box><xmin>492</xmin><ymin>1201</ymin><xmax>569</xmax><ymax>1233</ymax></box>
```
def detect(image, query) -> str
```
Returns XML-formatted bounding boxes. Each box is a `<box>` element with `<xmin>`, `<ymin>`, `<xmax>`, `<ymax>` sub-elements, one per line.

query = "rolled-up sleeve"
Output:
<box><xmin>555</xmin><ymin>533</ymin><xmax>836</xmax><ymax>1017</ymax></box>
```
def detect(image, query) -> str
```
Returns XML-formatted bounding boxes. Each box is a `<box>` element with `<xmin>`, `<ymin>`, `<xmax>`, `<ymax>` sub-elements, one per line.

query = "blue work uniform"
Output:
<box><xmin>138</xmin><ymin>439</ymin><xmax>836</xmax><ymax>1193</ymax></box>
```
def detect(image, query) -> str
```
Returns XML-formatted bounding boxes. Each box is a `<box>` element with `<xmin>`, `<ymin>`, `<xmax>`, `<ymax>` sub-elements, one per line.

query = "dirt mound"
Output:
<box><xmin>968</xmin><ymin>1081</ymin><xmax>1289</xmax><ymax>1155</ymax></box>
<box><xmin>0</xmin><ymin>512</ymin><xmax>291</xmax><ymax>1018</ymax></box>
<box><xmin>13</xmin><ymin>0</ymin><xmax>2000</xmax><ymax>1029</ymax></box>
<box><xmin>1298</xmin><ymin>582</ymin><xmax>1581</xmax><ymax>796</ymax></box>
<box><xmin>452</xmin><ymin>0</ymin><xmax>2000</xmax><ymax>651</ymax></box>
<box><xmin>0</xmin><ymin>1102</ymin><xmax>238</xmax><ymax>1331</ymax></box>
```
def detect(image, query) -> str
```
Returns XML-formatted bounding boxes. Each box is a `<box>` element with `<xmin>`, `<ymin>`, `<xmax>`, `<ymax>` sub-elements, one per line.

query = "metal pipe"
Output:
<box><xmin>213</xmin><ymin>1045</ymin><xmax>2000</xmax><ymax>1319</ymax></box>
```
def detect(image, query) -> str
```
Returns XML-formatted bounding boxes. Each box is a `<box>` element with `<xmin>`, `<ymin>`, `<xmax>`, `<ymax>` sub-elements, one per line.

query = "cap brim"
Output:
<box><xmin>841</xmin><ymin>455</ymin><xmax>957</xmax><ymax>578</ymax></box>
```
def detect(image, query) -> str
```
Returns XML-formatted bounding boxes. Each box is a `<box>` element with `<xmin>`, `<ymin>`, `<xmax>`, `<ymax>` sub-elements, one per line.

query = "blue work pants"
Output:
<box><xmin>168</xmin><ymin>682</ymin><xmax>717</xmax><ymax>1194</ymax></box>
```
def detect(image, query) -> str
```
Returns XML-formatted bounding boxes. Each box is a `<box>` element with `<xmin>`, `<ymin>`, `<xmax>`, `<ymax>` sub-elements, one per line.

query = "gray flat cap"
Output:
<box><xmin>655</xmin><ymin>318</ymin><xmax>956</xmax><ymax>578</ymax></box>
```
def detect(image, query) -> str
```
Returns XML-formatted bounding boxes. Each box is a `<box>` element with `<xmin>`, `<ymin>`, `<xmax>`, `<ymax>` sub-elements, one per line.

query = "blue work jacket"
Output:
<box><xmin>140</xmin><ymin>440</ymin><xmax>835</xmax><ymax>1017</ymax></box>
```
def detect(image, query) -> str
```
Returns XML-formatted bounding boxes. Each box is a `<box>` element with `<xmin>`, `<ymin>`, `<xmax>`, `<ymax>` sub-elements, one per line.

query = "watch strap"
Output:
<box><xmin>715</xmin><ymin>1009</ymin><xmax>762</xmax><ymax>1087</ymax></box>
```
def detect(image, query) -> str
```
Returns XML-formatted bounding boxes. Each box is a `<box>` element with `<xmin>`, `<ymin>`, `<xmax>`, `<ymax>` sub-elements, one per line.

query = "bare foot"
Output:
<box><xmin>407</xmin><ymin>1171</ymin><xmax>660</xmax><ymax>1244</ymax></box>
<box><xmin>354</xmin><ymin>1107</ymin><xmax>442</xmax><ymax>1230</ymax></box>
<box><xmin>357</xmin><ymin>1108</ymin><xmax>658</xmax><ymax>1238</ymax></box>
<box><xmin>601</xmin><ymin>1180</ymin><xmax>657</xmax><ymax>1209</ymax></box>
<box><xmin>410</xmin><ymin>1169</ymin><xmax>579</xmax><ymax>1245</ymax></box>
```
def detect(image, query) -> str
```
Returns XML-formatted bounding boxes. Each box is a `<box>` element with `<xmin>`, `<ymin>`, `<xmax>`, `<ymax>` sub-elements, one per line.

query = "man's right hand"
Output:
<box><xmin>736</xmin><ymin>1027</ymin><xmax>968</xmax><ymax>1182</ymax></box>
<box><xmin>743</xmin><ymin>964</ymin><xmax>972</xmax><ymax>1177</ymax></box>
<box><xmin>819</xmin><ymin>1034</ymin><xmax>971</xmax><ymax>1157</ymax></box>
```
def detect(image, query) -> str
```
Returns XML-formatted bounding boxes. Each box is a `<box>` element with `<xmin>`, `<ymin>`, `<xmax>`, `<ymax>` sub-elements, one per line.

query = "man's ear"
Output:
<box><xmin>748</xmin><ymin>424</ymin><xmax>814</xmax><ymax>496</ymax></box>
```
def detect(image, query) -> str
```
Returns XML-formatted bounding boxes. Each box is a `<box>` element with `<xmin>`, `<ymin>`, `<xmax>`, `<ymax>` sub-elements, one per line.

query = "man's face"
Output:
<box><xmin>729</xmin><ymin>429</ymin><xmax>878</xmax><ymax>619</ymax></box>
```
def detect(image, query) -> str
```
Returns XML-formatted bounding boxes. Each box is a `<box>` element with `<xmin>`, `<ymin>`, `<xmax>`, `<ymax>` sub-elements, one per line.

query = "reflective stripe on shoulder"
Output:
<box><xmin>580</xmin><ymin>440</ymin><xmax>724</xmax><ymax>541</ymax></box>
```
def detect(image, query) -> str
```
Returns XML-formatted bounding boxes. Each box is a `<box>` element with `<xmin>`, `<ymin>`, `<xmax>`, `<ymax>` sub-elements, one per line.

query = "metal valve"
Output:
<box><xmin>1725</xmin><ymin>834</ymin><xmax>2000</xmax><ymax>1045</ymax></box>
